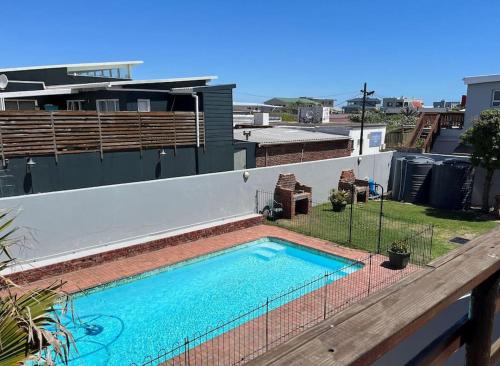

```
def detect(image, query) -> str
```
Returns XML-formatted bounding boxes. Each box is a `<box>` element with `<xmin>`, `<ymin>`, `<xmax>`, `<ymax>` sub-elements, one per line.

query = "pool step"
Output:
<box><xmin>259</xmin><ymin>243</ymin><xmax>286</xmax><ymax>253</ymax></box>
<box><xmin>253</xmin><ymin>249</ymin><xmax>277</xmax><ymax>261</ymax></box>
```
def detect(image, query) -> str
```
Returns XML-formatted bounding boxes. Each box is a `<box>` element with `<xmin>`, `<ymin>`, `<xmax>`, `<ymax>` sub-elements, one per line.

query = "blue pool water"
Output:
<box><xmin>59</xmin><ymin>238</ymin><xmax>362</xmax><ymax>365</ymax></box>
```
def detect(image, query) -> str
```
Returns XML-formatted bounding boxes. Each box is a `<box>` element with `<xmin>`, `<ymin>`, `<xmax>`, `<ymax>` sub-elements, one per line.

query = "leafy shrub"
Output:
<box><xmin>390</xmin><ymin>239</ymin><xmax>409</xmax><ymax>254</ymax></box>
<box><xmin>329</xmin><ymin>189</ymin><xmax>349</xmax><ymax>205</ymax></box>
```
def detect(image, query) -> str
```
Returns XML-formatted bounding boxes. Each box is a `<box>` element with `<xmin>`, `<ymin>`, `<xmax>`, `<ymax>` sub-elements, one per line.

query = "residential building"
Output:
<box><xmin>0</xmin><ymin>61</ymin><xmax>238</xmax><ymax>196</ymax></box>
<box><xmin>463</xmin><ymin>74</ymin><xmax>500</xmax><ymax>129</ymax></box>
<box><xmin>433</xmin><ymin>100</ymin><xmax>461</xmax><ymax>109</ymax></box>
<box><xmin>233</xmin><ymin>127</ymin><xmax>352</xmax><ymax>167</ymax></box>
<box><xmin>432</xmin><ymin>74</ymin><xmax>500</xmax><ymax>155</ymax></box>
<box><xmin>273</xmin><ymin>122</ymin><xmax>387</xmax><ymax>156</ymax></box>
<box><xmin>343</xmin><ymin>97</ymin><xmax>381</xmax><ymax>113</ymax></box>
<box><xmin>381</xmin><ymin>97</ymin><xmax>424</xmax><ymax>114</ymax></box>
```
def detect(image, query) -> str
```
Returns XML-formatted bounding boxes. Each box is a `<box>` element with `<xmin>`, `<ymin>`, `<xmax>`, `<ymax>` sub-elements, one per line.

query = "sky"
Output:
<box><xmin>1</xmin><ymin>0</ymin><xmax>500</xmax><ymax>107</ymax></box>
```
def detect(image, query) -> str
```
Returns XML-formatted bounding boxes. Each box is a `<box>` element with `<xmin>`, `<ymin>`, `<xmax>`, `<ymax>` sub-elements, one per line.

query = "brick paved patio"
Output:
<box><xmin>19</xmin><ymin>224</ymin><xmax>418</xmax><ymax>365</ymax></box>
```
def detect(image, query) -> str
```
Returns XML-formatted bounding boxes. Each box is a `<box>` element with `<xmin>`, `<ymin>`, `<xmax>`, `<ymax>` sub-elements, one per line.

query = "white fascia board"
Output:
<box><xmin>0</xmin><ymin>61</ymin><xmax>143</xmax><ymax>73</ymax></box>
<box><xmin>0</xmin><ymin>88</ymin><xmax>73</xmax><ymax>98</ymax></box>
<box><xmin>463</xmin><ymin>74</ymin><xmax>500</xmax><ymax>85</ymax></box>
<box><xmin>110</xmin><ymin>75</ymin><xmax>218</xmax><ymax>85</ymax></box>
<box><xmin>45</xmin><ymin>76</ymin><xmax>219</xmax><ymax>90</ymax></box>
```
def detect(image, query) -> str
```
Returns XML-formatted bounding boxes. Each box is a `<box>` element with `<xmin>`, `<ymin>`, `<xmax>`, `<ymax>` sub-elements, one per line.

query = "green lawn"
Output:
<box><xmin>371</xmin><ymin>201</ymin><xmax>498</xmax><ymax>259</ymax></box>
<box><xmin>269</xmin><ymin>200</ymin><xmax>498</xmax><ymax>262</ymax></box>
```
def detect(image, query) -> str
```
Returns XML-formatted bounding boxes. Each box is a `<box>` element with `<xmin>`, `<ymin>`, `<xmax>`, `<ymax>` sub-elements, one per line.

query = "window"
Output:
<box><xmin>492</xmin><ymin>91</ymin><xmax>500</xmax><ymax>107</ymax></box>
<box><xmin>4</xmin><ymin>99</ymin><xmax>37</xmax><ymax>110</ymax></box>
<box><xmin>137</xmin><ymin>99</ymin><xmax>151</xmax><ymax>112</ymax></box>
<box><xmin>96</xmin><ymin>99</ymin><xmax>120</xmax><ymax>112</ymax></box>
<box><xmin>67</xmin><ymin>100</ymin><xmax>85</xmax><ymax>111</ymax></box>
<box><xmin>387</xmin><ymin>102</ymin><xmax>393</xmax><ymax>107</ymax></box>
<box><xmin>403</xmin><ymin>102</ymin><xmax>409</xmax><ymax>107</ymax></box>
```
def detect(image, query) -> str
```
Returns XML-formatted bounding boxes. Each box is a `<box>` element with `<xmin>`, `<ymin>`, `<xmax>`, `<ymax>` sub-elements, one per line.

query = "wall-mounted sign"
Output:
<box><xmin>368</xmin><ymin>131</ymin><xmax>382</xmax><ymax>147</ymax></box>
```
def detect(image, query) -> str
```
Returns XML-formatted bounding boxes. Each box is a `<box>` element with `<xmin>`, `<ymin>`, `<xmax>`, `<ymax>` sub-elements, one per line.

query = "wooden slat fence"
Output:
<box><xmin>0</xmin><ymin>111</ymin><xmax>204</xmax><ymax>160</ymax></box>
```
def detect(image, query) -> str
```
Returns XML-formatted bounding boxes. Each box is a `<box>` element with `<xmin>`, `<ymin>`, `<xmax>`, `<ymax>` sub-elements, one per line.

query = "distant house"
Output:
<box><xmin>343</xmin><ymin>97</ymin><xmax>381</xmax><ymax>113</ymax></box>
<box><xmin>381</xmin><ymin>97</ymin><xmax>424</xmax><ymax>114</ymax></box>
<box><xmin>233</xmin><ymin>127</ymin><xmax>352</xmax><ymax>168</ymax></box>
<box><xmin>433</xmin><ymin>100</ymin><xmax>461</xmax><ymax>109</ymax></box>
<box><xmin>263</xmin><ymin>97</ymin><xmax>325</xmax><ymax>108</ymax></box>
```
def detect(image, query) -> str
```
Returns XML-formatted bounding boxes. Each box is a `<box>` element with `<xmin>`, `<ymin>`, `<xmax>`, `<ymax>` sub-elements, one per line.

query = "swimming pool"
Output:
<box><xmin>59</xmin><ymin>237</ymin><xmax>362</xmax><ymax>365</ymax></box>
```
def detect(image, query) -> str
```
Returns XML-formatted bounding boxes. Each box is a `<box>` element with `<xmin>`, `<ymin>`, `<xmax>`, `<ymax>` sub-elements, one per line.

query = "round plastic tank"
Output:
<box><xmin>401</xmin><ymin>157</ymin><xmax>435</xmax><ymax>203</ymax></box>
<box><xmin>430</xmin><ymin>159</ymin><xmax>473</xmax><ymax>210</ymax></box>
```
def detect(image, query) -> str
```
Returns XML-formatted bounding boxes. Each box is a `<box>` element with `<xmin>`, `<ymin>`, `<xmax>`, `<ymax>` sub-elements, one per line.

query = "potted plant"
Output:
<box><xmin>329</xmin><ymin>189</ymin><xmax>349</xmax><ymax>212</ymax></box>
<box><xmin>388</xmin><ymin>240</ymin><xmax>411</xmax><ymax>269</ymax></box>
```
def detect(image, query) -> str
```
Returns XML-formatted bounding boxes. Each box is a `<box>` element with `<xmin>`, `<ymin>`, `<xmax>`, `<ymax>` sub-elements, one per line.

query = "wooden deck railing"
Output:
<box><xmin>405</xmin><ymin>111</ymin><xmax>464</xmax><ymax>152</ymax></box>
<box><xmin>248</xmin><ymin>227</ymin><xmax>500</xmax><ymax>366</ymax></box>
<box><xmin>0</xmin><ymin>111</ymin><xmax>204</xmax><ymax>163</ymax></box>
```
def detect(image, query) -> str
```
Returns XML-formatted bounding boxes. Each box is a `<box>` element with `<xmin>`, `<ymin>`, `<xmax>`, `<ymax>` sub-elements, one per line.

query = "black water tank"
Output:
<box><xmin>401</xmin><ymin>157</ymin><xmax>435</xmax><ymax>203</ymax></box>
<box><xmin>391</xmin><ymin>155</ymin><xmax>417</xmax><ymax>201</ymax></box>
<box><xmin>430</xmin><ymin>159</ymin><xmax>473</xmax><ymax>210</ymax></box>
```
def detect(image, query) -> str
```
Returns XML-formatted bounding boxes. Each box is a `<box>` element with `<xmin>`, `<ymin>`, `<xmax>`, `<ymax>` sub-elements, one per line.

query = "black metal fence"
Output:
<box><xmin>132</xmin><ymin>188</ymin><xmax>433</xmax><ymax>365</ymax></box>
<box><xmin>132</xmin><ymin>251</ymin><xmax>419</xmax><ymax>366</ymax></box>
<box><xmin>256</xmin><ymin>189</ymin><xmax>433</xmax><ymax>266</ymax></box>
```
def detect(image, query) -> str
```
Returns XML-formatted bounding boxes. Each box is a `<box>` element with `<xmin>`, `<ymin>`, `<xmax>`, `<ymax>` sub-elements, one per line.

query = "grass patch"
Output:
<box><xmin>268</xmin><ymin>200</ymin><xmax>498</xmax><ymax>261</ymax></box>
<box><xmin>372</xmin><ymin>201</ymin><xmax>498</xmax><ymax>258</ymax></box>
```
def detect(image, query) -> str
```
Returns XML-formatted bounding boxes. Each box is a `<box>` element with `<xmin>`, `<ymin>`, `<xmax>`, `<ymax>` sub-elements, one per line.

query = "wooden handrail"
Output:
<box><xmin>422</xmin><ymin>113</ymin><xmax>441</xmax><ymax>152</ymax></box>
<box><xmin>248</xmin><ymin>227</ymin><xmax>500</xmax><ymax>366</ymax></box>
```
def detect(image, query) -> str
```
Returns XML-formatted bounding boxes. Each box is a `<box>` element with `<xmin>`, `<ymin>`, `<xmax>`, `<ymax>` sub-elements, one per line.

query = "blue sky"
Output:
<box><xmin>1</xmin><ymin>0</ymin><xmax>499</xmax><ymax>106</ymax></box>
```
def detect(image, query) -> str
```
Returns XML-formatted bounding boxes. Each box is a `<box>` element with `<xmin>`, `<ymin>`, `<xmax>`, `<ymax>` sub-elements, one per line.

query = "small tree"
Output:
<box><xmin>461</xmin><ymin>109</ymin><xmax>500</xmax><ymax>211</ymax></box>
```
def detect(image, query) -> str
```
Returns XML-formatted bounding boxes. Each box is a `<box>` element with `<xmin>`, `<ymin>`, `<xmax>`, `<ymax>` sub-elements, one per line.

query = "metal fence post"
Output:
<box><xmin>348</xmin><ymin>186</ymin><xmax>354</xmax><ymax>244</ymax></box>
<box><xmin>323</xmin><ymin>273</ymin><xmax>328</xmax><ymax>319</ymax></box>
<box><xmin>376</xmin><ymin>184</ymin><xmax>384</xmax><ymax>254</ymax></box>
<box><xmin>184</xmin><ymin>337</ymin><xmax>190</xmax><ymax>366</ymax></box>
<box><xmin>367</xmin><ymin>254</ymin><xmax>373</xmax><ymax>296</ymax></box>
<box><xmin>429</xmin><ymin>224</ymin><xmax>434</xmax><ymax>260</ymax></box>
<box><xmin>265</xmin><ymin>297</ymin><xmax>269</xmax><ymax>351</ymax></box>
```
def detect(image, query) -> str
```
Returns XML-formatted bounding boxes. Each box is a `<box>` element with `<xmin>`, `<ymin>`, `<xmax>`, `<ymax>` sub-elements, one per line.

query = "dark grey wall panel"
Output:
<box><xmin>0</xmin><ymin>148</ymin><xmax>197</xmax><ymax>196</ymax></box>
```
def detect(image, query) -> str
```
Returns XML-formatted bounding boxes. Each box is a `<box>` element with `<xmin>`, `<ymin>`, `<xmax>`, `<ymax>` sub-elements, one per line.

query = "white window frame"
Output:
<box><xmin>96</xmin><ymin>99</ymin><xmax>120</xmax><ymax>112</ymax></box>
<box><xmin>137</xmin><ymin>99</ymin><xmax>151</xmax><ymax>112</ymax></box>
<box><xmin>492</xmin><ymin>90</ymin><xmax>500</xmax><ymax>107</ymax></box>
<box><xmin>67</xmin><ymin>100</ymin><xmax>85</xmax><ymax>111</ymax></box>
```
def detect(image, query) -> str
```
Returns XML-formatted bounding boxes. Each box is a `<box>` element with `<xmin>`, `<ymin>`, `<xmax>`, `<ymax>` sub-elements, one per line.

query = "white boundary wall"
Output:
<box><xmin>0</xmin><ymin>152</ymin><xmax>394</xmax><ymax>265</ymax></box>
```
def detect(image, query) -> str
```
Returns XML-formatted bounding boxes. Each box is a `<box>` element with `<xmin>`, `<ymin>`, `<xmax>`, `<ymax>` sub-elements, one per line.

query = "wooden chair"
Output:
<box><xmin>338</xmin><ymin>169</ymin><xmax>369</xmax><ymax>204</ymax></box>
<box><xmin>274</xmin><ymin>174</ymin><xmax>312</xmax><ymax>219</ymax></box>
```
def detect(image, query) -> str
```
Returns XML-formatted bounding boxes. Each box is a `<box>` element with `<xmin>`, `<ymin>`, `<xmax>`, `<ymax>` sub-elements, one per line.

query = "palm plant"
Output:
<box><xmin>0</xmin><ymin>212</ymin><xmax>74</xmax><ymax>365</ymax></box>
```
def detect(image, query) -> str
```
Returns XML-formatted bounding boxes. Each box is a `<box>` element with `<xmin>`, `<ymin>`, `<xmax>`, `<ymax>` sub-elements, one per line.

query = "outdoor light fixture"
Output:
<box><xmin>357</xmin><ymin>156</ymin><xmax>363</xmax><ymax>165</ymax></box>
<box><xmin>26</xmin><ymin>157</ymin><xmax>36</xmax><ymax>172</ymax></box>
<box><xmin>159</xmin><ymin>149</ymin><xmax>167</xmax><ymax>157</ymax></box>
<box><xmin>243</xmin><ymin>171</ymin><xmax>250</xmax><ymax>182</ymax></box>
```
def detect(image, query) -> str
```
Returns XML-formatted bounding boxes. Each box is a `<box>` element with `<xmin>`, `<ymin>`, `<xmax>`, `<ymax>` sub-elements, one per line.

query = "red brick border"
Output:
<box><xmin>9</xmin><ymin>215</ymin><xmax>263</xmax><ymax>285</ymax></box>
